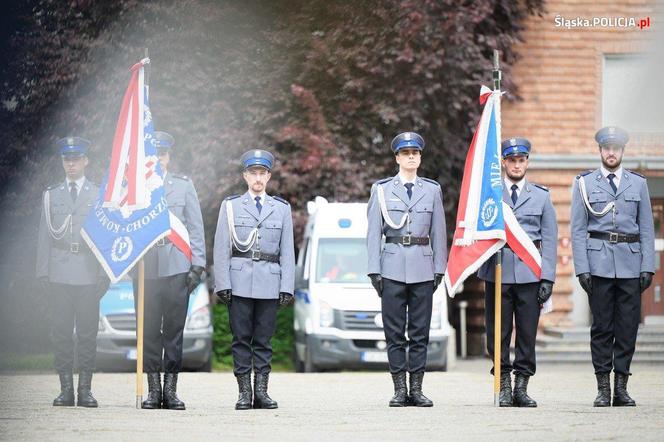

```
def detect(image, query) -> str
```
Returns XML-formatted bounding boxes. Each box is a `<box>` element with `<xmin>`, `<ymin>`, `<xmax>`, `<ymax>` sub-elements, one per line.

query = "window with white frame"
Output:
<box><xmin>602</xmin><ymin>54</ymin><xmax>661</xmax><ymax>134</ymax></box>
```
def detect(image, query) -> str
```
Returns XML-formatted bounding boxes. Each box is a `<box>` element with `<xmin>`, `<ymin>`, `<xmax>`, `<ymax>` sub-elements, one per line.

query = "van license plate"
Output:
<box><xmin>361</xmin><ymin>352</ymin><xmax>388</xmax><ymax>363</ymax></box>
<box><xmin>126</xmin><ymin>349</ymin><xmax>137</xmax><ymax>360</ymax></box>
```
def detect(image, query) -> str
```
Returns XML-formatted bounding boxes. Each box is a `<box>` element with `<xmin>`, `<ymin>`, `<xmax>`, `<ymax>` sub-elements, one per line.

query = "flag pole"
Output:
<box><xmin>135</xmin><ymin>47</ymin><xmax>149</xmax><ymax>409</ymax></box>
<box><xmin>492</xmin><ymin>49</ymin><xmax>502</xmax><ymax>408</ymax></box>
<box><xmin>136</xmin><ymin>259</ymin><xmax>145</xmax><ymax>409</ymax></box>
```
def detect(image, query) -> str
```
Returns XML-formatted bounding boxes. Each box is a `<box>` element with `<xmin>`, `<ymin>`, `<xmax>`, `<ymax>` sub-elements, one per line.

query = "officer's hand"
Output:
<box><xmin>216</xmin><ymin>289</ymin><xmax>232</xmax><ymax>305</ymax></box>
<box><xmin>578</xmin><ymin>273</ymin><xmax>592</xmax><ymax>295</ymax></box>
<box><xmin>640</xmin><ymin>272</ymin><xmax>654</xmax><ymax>294</ymax></box>
<box><xmin>433</xmin><ymin>273</ymin><xmax>444</xmax><ymax>291</ymax></box>
<box><xmin>537</xmin><ymin>280</ymin><xmax>554</xmax><ymax>305</ymax></box>
<box><xmin>279</xmin><ymin>292</ymin><xmax>293</xmax><ymax>308</ymax></box>
<box><xmin>369</xmin><ymin>274</ymin><xmax>383</xmax><ymax>297</ymax></box>
<box><xmin>95</xmin><ymin>275</ymin><xmax>111</xmax><ymax>300</ymax></box>
<box><xmin>186</xmin><ymin>265</ymin><xmax>206</xmax><ymax>295</ymax></box>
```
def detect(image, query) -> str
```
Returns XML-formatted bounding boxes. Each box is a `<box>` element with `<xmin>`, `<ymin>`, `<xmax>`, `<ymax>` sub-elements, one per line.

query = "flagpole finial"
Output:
<box><xmin>492</xmin><ymin>49</ymin><xmax>501</xmax><ymax>90</ymax></box>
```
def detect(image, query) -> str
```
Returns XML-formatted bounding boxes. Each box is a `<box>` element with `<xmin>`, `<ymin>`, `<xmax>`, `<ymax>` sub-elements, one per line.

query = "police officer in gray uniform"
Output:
<box><xmin>571</xmin><ymin>126</ymin><xmax>655</xmax><ymax>407</ymax></box>
<box><xmin>478</xmin><ymin>137</ymin><xmax>557</xmax><ymax>407</ymax></box>
<box><xmin>36</xmin><ymin>137</ymin><xmax>109</xmax><ymax>407</ymax></box>
<box><xmin>213</xmin><ymin>149</ymin><xmax>295</xmax><ymax>410</ymax></box>
<box><xmin>136</xmin><ymin>131</ymin><xmax>206</xmax><ymax>410</ymax></box>
<box><xmin>367</xmin><ymin>132</ymin><xmax>447</xmax><ymax>407</ymax></box>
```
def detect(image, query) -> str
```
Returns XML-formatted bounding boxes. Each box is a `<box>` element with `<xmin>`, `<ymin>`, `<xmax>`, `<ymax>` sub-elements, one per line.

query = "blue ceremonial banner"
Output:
<box><xmin>444</xmin><ymin>85</ymin><xmax>507</xmax><ymax>295</ymax></box>
<box><xmin>81</xmin><ymin>59</ymin><xmax>170</xmax><ymax>283</ymax></box>
<box><xmin>476</xmin><ymin>104</ymin><xmax>505</xmax><ymax>234</ymax></box>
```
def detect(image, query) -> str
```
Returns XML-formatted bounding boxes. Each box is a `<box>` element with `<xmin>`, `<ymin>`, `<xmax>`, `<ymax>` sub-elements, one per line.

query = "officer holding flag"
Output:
<box><xmin>36</xmin><ymin>137</ymin><xmax>109</xmax><ymax>407</ymax></box>
<box><xmin>478</xmin><ymin>137</ymin><xmax>557</xmax><ymax>407</ymax></box>
<box><xmin>213</xmin><ymin>149</ymin><xmax>295</xmax><ymax>410</ymax></box>
<box><xmin>135</xmin><ymin>131</ymin><xmax>206</xmax><ymax>410</ymax></box>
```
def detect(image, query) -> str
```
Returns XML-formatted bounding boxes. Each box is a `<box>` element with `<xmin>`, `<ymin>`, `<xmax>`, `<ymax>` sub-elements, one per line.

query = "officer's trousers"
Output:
<box><xmin>484</xmin><ymin>281</ymin><xmax>540</xmax><ymax>377</ymax></box>
<box><xmin>589</xmin><ymin>276</ymin><xmax>640</xmax><ymax>375</ymax></box>
<box><xmin>49</xmin><ymin>283</ymin><xmax>100</xmax><ymax>373</ymax></box>
<box><xmin>134</xmin><ymin>273</ymin><xmax>189</xmax><ymax>373</ymax></box>
<box><xmin>381</xmin><ymin>278</ymin><xmax>434</xmax><ymax>374</ymax></box>
<box><xmin>229</xmin><ymin>295</ymin><xmax>278</xmax><ymax>376</ymax></box>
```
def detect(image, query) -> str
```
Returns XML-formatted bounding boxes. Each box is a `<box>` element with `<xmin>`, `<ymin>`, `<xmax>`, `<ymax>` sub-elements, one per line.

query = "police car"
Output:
<box><xmin>96</xmin><ymin>277</ymin><xmax>213</xmax><ymax>371</ymax></box>
<box><xmin>293</xmin><ymin>197</ymin><xmax>454</xmax><ymax>372</ymax></box>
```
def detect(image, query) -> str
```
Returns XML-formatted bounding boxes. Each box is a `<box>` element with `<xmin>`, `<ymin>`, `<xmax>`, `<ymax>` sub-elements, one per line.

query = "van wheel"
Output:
<box><xmin>304</xmin><ymin>346</ymin><xmax>317</xmax><ymax>373</ymax></box>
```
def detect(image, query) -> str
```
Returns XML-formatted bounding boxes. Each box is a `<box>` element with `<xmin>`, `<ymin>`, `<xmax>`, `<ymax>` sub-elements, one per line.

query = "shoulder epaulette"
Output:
<box><xmin>421</xmin><ymin>177</ymin><xmax>441</xmax><ymax>186</ymax></box>
<box><xmin>532</xmin><ymin>183</ymin><xmax>549</xmax><ymax>192</ymax></box>
<box><xmin>626</xmin><ymin>169</ymin><xmax>645</xmax><ymax>178</ymax></box>
<box><xmin>46</xmin><ymin>183</ymin><xmax>58</xmax><ymax>191</ymax></box>
<box><xmin>224</xmin><ymin>195</ymin><xmax>240</xmax><ymax>201</ymax></box>
<box><xmin>171</xmin><ymin>173</ymin><xmax>190</xmax><ymax>181</ymax></box>
<box><xmin>576</xmin><ymin>170</ymin><xmax>593</xmax><ymax>179</ymax></box>
<box><xmin>375</xmin><ymin>177</ymin><xmax>391</xmax><ymax>185</ymax></box>
<box><xmin>273</xmin><ymin>196</ymin><xmax>290</xmax><ymax>205</ymax></box>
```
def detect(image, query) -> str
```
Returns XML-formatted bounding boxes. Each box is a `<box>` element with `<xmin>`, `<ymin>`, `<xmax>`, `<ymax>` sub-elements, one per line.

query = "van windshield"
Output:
<box><xmin>315</xmin><ymin>238</ymin><xmax>369</xmax><ymax>284</ymax></box>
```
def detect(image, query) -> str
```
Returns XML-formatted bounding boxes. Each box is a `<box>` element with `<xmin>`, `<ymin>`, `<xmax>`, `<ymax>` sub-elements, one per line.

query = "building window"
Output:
<box><xmin>602</xmin><ymin>54</ymin><xmax>660</xmax><ymax>134</ymax></box>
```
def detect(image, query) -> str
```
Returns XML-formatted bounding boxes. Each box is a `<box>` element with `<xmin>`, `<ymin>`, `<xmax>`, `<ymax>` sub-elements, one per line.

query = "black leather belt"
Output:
<box><xmin>53</xmin><ymin>242</ymin><xmax>89</xmax><ymax>254</ymax></box>
<box><xmin>385</xmin><ymin>236</ymin><xmax>429</xmax><ymax>246</ymax></box>
<box><xmin>589</xmin><ymin>232</ymin><xmax>640</xmax><ymax>243</ymax></box>
<box><xmin>504</xmin><ymin>240</ymin><xmax>540</xmax><ymax>251</ymax></box>
<box><xmin>232</xmin><ymin>250</ymin><xmax>280</xmax><ymax>263</ymax></box>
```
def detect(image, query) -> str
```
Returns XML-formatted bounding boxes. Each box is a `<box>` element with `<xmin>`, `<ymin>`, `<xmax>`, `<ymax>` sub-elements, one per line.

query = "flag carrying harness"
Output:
<box><xmin>375</xmin><ymin>184</ymin><xmax>410</xmax><ymax>230</ymax></box>
<box><xmin>577</xmin><ymin>175</ymin><xmax>615</xmax><ymax>218</ymax></box>
<box><xmin>43</xmin><ymin>189</ymin><xmax>72</xmax><ymax>240</ymax></box>
<box><xmin>226</xmin><ymin>201</ymin><xmax>259</xmax><ymax>252</ymax></box>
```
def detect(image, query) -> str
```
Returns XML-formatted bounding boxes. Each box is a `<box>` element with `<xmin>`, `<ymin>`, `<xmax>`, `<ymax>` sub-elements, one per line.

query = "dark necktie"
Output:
<box><xmin>404</xmin><ymin>183</ymin><xmax>414</xmax><ymax>200</ymax></box>
<box><xmin>255</xmin><ymin>196</ymin><xmax>262</xmax><ymax>214</ymax></box>
<box><xmin>69</xmin><ymin>182</ymin><xmax>78</xmax><ymax>203</ymax></box>
<box><xmin>607</xmin><ymin>173</ymin><xmax>617</xmax><ymax>193</ymax></box>
<box><xmin>511</xmin><ymin>184</ymin><xmax>518</xmax><ymax>205</ymax></box>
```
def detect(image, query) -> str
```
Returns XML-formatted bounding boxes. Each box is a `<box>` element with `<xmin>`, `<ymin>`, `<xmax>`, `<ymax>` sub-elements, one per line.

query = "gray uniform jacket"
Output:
<box><xmin>367</xmin><ymin>175</ymin><xmax>447</xmax><ymax>284</ymax></box>
<box><xmin>213</xmin><ymin>192</ymin><xmax>295</xmax><ymax>299</ymax></box>
<box><xmin>142</xmin><ymin>173</ymin><xmax>206</xmax><ymax>279</ymax></box>
<box><xmin>478</xmin><ymin>180</ymin><xmax>558</xmax><ymax>284</ymax></box>
<box><xmin>571</xmin><ymin>168</ymin><xmax>655</xmax><ymax>279</ymax></box>
<box><xmin>36</xmin><ymin>178</ymin><xmax>102</xmax><ymax>285</ymax></box>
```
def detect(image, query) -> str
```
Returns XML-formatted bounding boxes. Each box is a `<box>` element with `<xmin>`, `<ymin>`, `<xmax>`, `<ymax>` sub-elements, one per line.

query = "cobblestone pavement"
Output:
<box><xmin>2</xmin><ymin>360</ymin><xmax>663</xmax><ymax>441</ymax></box>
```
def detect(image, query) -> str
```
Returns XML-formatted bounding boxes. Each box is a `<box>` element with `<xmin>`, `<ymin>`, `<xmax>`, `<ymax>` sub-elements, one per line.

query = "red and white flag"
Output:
<box><xmin>444</xmin><ymin>86</ymin><xmax>544</xmax><ymax>307</ymax></box>
<box><xmin>82</xmin><ymin>58</ymin><xmax>191</xmax><ymax>283</ymax></box>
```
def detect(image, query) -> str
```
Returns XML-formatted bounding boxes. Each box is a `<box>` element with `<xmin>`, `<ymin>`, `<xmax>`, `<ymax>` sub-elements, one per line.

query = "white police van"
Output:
<box><xmin>96</xmin><ymin>277</ymin><xmax>213</xmax><ymax>372</ymax></box>
<box><xmin>293</xmin><ymin>196</ymin><xmax>454</xmax><ymax>372</ymax></box>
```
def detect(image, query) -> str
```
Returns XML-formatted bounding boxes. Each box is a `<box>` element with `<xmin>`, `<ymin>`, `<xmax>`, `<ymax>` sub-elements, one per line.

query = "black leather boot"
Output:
<box><xmin>389</xmin><ymin>372</ymin><xmax>408</xmax><ymax>407</ymax></box>
<box><xmin>409</xmin><ymin>372</ymin><xmax>433</xmax><ymax>407</ymax></box>
<box><xmin>499</xmin><ymin>372</ymin><xmax>513</xmax><ymax>407</ymax></box>
<box><xmin>513</xmin><ymin>373</ymin><xmax>537</xmax><ymax>407</ymax></box>
<box><xmin>162</xmin><ymin>373</ymin><xmax>185</xmax><ymax>410</ymax></box>
<box><xmin>141</xmin><ymin>373</ymin><xmax>162</xmax><ymax>409</ymax></box>
<box><xmin>235</xmin><ymin>374</ymin><xmax>252</xmax><ymax>410</ymax></box>
<box><xmin>613</xmin><ymin>373</ymin><xmax>636</xmax><ymax>407</ymax></box>
<box><xmin>53</xmin><ymin>372</ymin><xmax>75</xmax><ymax>406</ymax></box>
<box><xmin>253</xmin><ymin>373</ymin><xmax>278</xmax><ymax>409</ymax></box>
<box><xmin>593</xmin><ymin>373</ymin><xmax>611</xmax><ymax>407</ymax></box>
<box><xmin>77</xmin><ymin>371</ymin><xmax>98</xmax><ymax>408</ymax></box>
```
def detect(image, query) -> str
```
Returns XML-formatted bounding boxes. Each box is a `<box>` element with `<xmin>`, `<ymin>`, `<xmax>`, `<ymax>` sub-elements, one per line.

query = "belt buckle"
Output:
<box><xmin>251</xmin><ymin>250</ymin><xmax>261</xmax><ymax>261</ymax></box>
<box><xmin>156</xmin><ymin>238</ymin><xmax>166</xmax><ymax>247</ymax></box>
<box><xmin>402</xmin><ymin>235</ymin><xmax>411</xmax><ymax>246</ymax></box>
<box><xmin>70</xmin><ymin>243</ymin><xmax>80</xmax><ymax>254</ymax></box>
<box><xmin>609</xmin><ymin>232</ymin><xmax>619</xmax><ymax>244</ymax></box>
